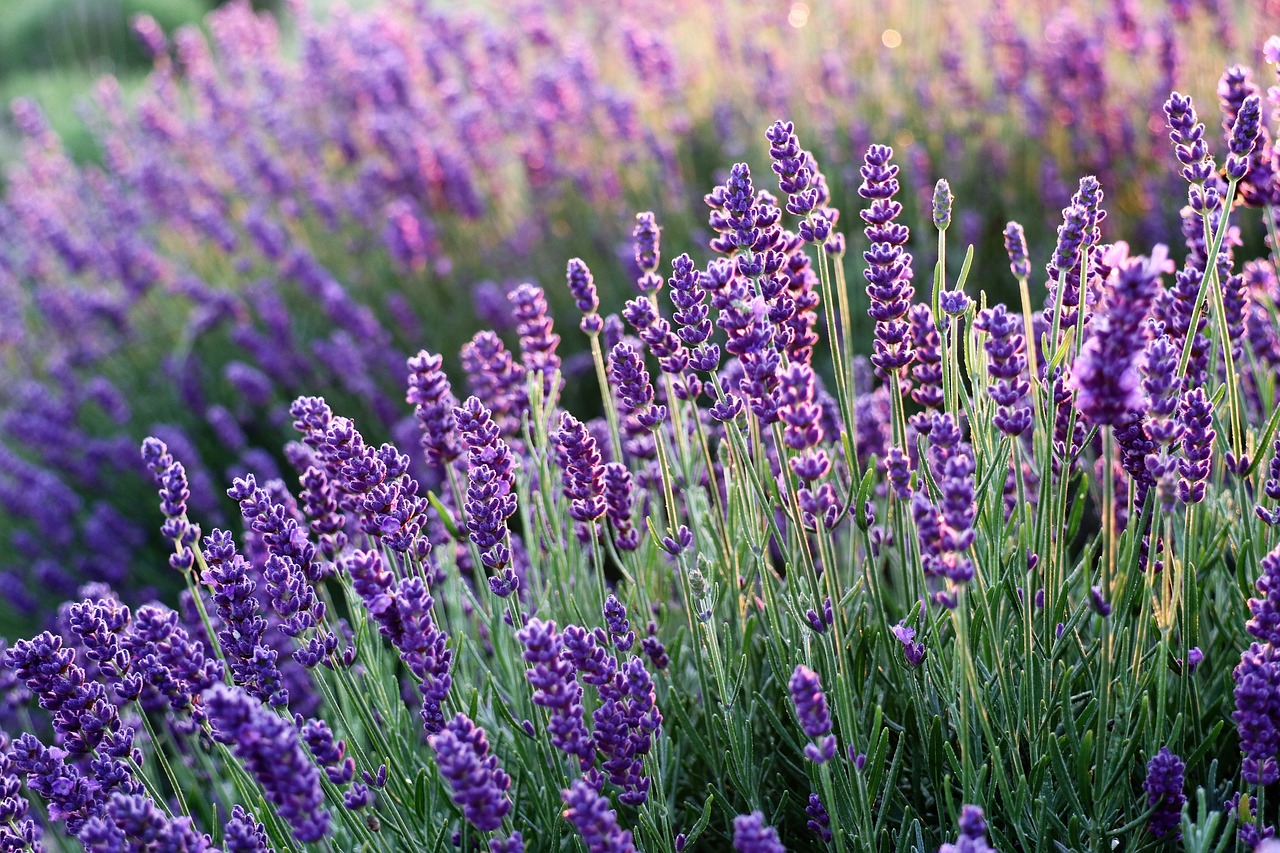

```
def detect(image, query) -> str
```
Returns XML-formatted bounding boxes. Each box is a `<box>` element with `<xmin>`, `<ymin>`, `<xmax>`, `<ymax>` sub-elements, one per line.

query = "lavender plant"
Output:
<box><xmin>5</xmin><ymin>4</ymin><xmax>1280</xmax><ymax>853</ymax></box>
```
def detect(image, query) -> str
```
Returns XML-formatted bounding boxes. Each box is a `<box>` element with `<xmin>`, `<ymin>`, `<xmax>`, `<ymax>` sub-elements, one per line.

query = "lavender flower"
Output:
<box><xmin>555</xmin><ymin>413</ymin><xmax>606</xmax><ymax>523</ymax></box>
<box><xmin>633</xmin><ymin>212</ymin><xmax>662</xmax><ymax>294</ymax></box>
<box><xmin>1140</xmin><ymin>333</ymin><xmax>1184</xmax><ymax>512</ymax></box>
<box><xmin>1143</xmin><ymin>747</ymin><xmax>1185</xmax><ymax>839</ymax></box>
<box><xmin>940</xmin><ymin>805</ymin><xmax>996</xmax><ymax>853</ymax></box>
<box><xmin>1225</xmin><ymin>94</ymin><xmax>1262</xmax><ymax>181</ymax></box>
<box><xmin>223</xmin><ymin>805</ymin><xmax>269</xmax><ymax>853</ymax></box>
<box><xmin>1004</xmin><ymin>221</ymin><xmax>1031</xmax><ymax>279</ymax></box>
<box><xmin>517</xmin><ymin>619</ymin><xmax>594</xmax><ymax>770</ymax></box>
<box><xmin>407</xmin><ymin>350</ymin><xmax>462</xmax><ymax>469</ymax></box>
<box><xmin>603</xmin><ymin>596</ymin><xmax>635</xmax><ymax>651</ymax></box>
<box><xmin>732</xmin><ymin>811</ymin><xmax>786</xmax><ymax>853</ymax></box>
<box><xmin>766</xmin><ymin>120</ymin><xmax>817</xmax><ymax>218</ymax></box>
<box><xmin>567</xmin><ymin>258</ymin><xmax>603</xmax><ymax>334</ymax></box>
<box><xmin>1234</xmin><ymin>642</ymin><xmax>1280</xmax><ymax>786</ymax></box>
<box><xmin>609</xmin><ymin>343</ymin><xmax>666</xmax><ymax>430</ymax></box>
<box><xmin>603</xmin><ymin>462</ymin><xmax>639</xmax><ymax>551</ymax></box>
<box><xmin>344</xmin><ymin>550</ymin><xmax>452</xmax><ymax>733</ymax></box>
<box><xmin>806</xmin><ymin>792</ymin><xmax>833</xmax><ymax>842</ymax></box>
<box><xmin>1177</xmin><ymin>387</ymin><xmax>1214</xmax><ymax>504</ymax></box>
<box><xmin>789</xmin><ymin>664</ymin><xmax>836</xmax><ymax>762</ymax></box>
<box><xmin>891</xmin><ymin>620</ymin><xmax>926</xmax><ymax>666</ymax></box>
<box><xmin>908</xmin><ymin>304</ymin><xmax>943</xmax><ymax>428</ymax></box>
<box><xmin>0</xmin><ymin>733</ymin><xmax>39</xmax><ymax>851</ymax></box>
<box><xmin>431</xmin><ymin>713</ymin><xmax>513</xmax><ymax>833</ymax></box>
<box><xmin>1164</xmin><ymin>92</ymin><xmax>1219</xmax><ymax>211</ymax></box>
<box><xmin>509</xmin><ymin>283</ymin><xmax>562</xmax><ymax>399</ymax></box>
<box><xmin>859</xmin><ymin>144</ymin><xmax>914</xmax><ymax>374</ymax></box>
<box><xmin>1068</xmin><ymin>249</ymin><xmax>1164</xmax><ymax>425</ymax></box>
<box><xmin>202</xmin><ymin>529</ymin><xmax>288</xmax><ymax>707</ymax></box>
<box><xmin>974</xmin><ymin>304</ymin><xmax>1031</xmax><ymax>436</ymax></box>
<box><xmin>204</xmin><ymin>683</ymin><xmax>331</xmax><ymax>844</ymax></box>
<box><xmin>933</xmin><ymin>179</ymin><xmax>953</xmax><ymax>230</ymax></box>
<box><xmin>561</xmin><ymin>779</ymin><xmax>635</xmax><ymax>853</ymax></box>
<box><xmin>777</xmin><ymin>362</ymin><xmax>830</xmax><ymax>483</ymax></box>
<box><xmin>669</xmin><ymin>253</ymin><xmax>718</xmax><ymax>376</ymax></box>
<box><xmin>140</xmin><ymin>437</ymin><xmax>198</xmax><ymax>572</ymax></box>
<box><xmin>460</xmin><ymin>331</ymin><xmax>527</xmax><ymax>438</ymax></box>
<box><xmin>455</xmin><ymin>396</ymin><xmax>520</xmax><ymax>595</ymax></box>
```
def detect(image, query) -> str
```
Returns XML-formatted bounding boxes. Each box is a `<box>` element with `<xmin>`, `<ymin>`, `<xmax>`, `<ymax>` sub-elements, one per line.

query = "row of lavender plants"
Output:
<box><xmin>3</xmin><ymin>0</ymin><xmax>1280</xmax><ymax>625</ymax></box>
<box><xmin>5</xmin><ymin>26</ymin><xmax>1280</xmax><ymax>848</ymax></box>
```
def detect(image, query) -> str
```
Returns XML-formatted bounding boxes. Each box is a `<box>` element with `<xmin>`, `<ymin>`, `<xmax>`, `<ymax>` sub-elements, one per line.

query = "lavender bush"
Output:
<box><xmin>3</xmin><ymin>0</ymin><xmax>1280</xmax><ymax>622</ymax></box>
<box><xmin>4</xmin><ymin>1</ymin><xmax>1280</xmax><ymax>851</ymax></box>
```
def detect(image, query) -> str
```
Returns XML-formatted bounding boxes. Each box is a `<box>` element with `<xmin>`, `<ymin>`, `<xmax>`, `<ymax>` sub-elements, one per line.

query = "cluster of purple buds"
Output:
<box><xmin>633</xmin><ymin>212</ymin><xmax>663</xmax><ymax>294</ymax></box>
<box><xmin>566</xmin><ymin>258</ymin><xmax>603</xmax><ymax>335</ymax></box>
<box><xmin>561</xmin><ymin>779</ymin><xmax>635</xmax><ymax>853</ymax></box>
<box><xmin>227</xmin><ymin>474</ymin><xmax>329</xmax><ymax>645</ymax></box>
<box><xmin>1177</xmin><ymin>387</ymin><xmax>1214</xmax><ymax>504</ymax></box>
<box><xmin>406</xmin><ymin>350</ymin><xmax>462</xmax><ymax>469</ymax></box>
<box><xmin>940</xmin><ymin>805</ymin><xmax>996</xmax><ymax>853</ymax></box>
<box><xmin>609</xmin><ymin>343</ymin><xmax>666</xmax><ymax>430</ymax></box>
<box><xmin>431</xmin><ymin>713</ymin><xmax>513</xmax><ymax>833</ymax></box>
<box><xmin>517</xmin><ymin>619</ymin><xmax>594</xmax><ymax>770</ymax></box>
<box><xmin>1225</xmin><ymin>94</ymin><xmax>1263</xmax><ymax>181</ymax></box>
<box><xmin>908</xmin><ymin>305</ymin><xmax>943</xmax><ymax>430</ymax></box>
<box><xmin>974</xmin><ymin>304</ymin><xmax>1031</xmax><ymax>436</ymax></box>
<box><xmin>202</xmin><ymin>529</ymin><xmax>288</xmax><ymax>706</ymax></box>
<box><xmin>668</xmin><ymin>253</ymin><xmax>719</xmax><ymax>381</ymax></box>
<box><xmin>141</xmin><ymin>437</ymin><xmax>199</xmax><ymax>572</ymax></box>
<box><xmin>223</xmin><ymin>805</ymin><xmax>270</xmax><ymax>853</ymax></box>
<box><xmin>623</xmin><ymin>296</ymin><xmax>688</xmax><ymax>378</ymax></box>
<box><xmin>789</xmin><ymin>665</ymin><xmax>836</xmax><ymax>762</ymax></box>
<box><xmin>1258</xmin><ymin>435</ymin><xmax>1280</xmax><ymax>525</ymax></box>
<box><xmin>1236</xmin><ymin>544</ymin><xmax>1280</xmax><ymax>787</ymax></box>
<box><xmin>915</xmin><ymin>414</ymin><xmax>977</xmax><ymax>607</ymax></box>
<box><xmin>460</xmin><ymin>332</ymin><xmax>528</xmax><ymax>439</ymax></box>
<box><xmin>732</xmin><ymin>811</ymin><xmax>786</xmax><ymax>853</ymax></box>
<box><xmin>1164</xmin><ymin>92</ymin><xmax>1220</xmax><ymax>211</ymax></box>
<box><xmin>859</xmin><ymin>144</ymin><xmax>914</xmax><ymax>375</ymax></box>
<box><xmin>0</xmin><ymin>733</ymin><xmax>39</xmax><ymax>850</ymax></box>
<box><xmin>1143</xmin><ymin>747</ymin><xmax>1185</xmax><ymax>839</ymax></box>
<box><xmin>509</xmin><ymin>283</ymin><xmax>561</xmax><ymax>400</ymax></box>
<box><xmin>1068</xmin><ymin>247</ymin><xmax>1164</xmax><ymax>426</ymax></box>
<box><xmin>555</xmin><ymin>413</ymin><xmax>606</xmax><ymax>524</ymax></box>
<box><xmin>344</xmin><ymin>550</ymin><xmax>452</xmax><ymax>733</ymax></box>
<box><xmin>806</xmin><ymin>792</ymin><xmax>832</xmax><ymax>842</ymax></box>
<box><xmin>603</xmin><ymin>462</ymin><xmax>639</xmax><ymax>551</ymax></box>
<box><xmin>603</xmin><ymin>595</ymin><xmax>635</xmax><ymax>651</ymax></box>
<box><xmin>289</xmin><ymin>397</ymin><xmax>430</xmax><ymax>555</ymax></box>
<box><xmin>777</xmin><ymin>363</ymin><xmax>838</xmax><ymax>529</ymax></box>
<box><xmin>1140</xmin><ymin>332</ymin><xmax>1184</xmax><ymax>512</ymax></box>
<box><xmin>705</xmin><ymin>163</ymin><xmax>780</xmax><ymax>257</ymax></box>
<box><xmin>766</xmin><ymin>121</ymin><xmax>834</xmax><ymax>244</ymax></box>
<box><xmin>1004</xmin><ymin>222</ymin><xmax>1031</xmax><ymax>280</ymax></box>
<box><xmin>454</xmin><ymin>396</ymin><xmax>520</xmax><ymax>596</ymax></box>
<box><xmin>204</xmin><ymin>683</ymin><xmax>331</xmax><ymax>844</ymax></box>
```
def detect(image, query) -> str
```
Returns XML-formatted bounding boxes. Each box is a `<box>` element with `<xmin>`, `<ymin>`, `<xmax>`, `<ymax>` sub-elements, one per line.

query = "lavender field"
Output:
<box><xmin>4</xmin><ymin>0</ymin><xmax>1280</xmax><ymax>849</ymax></box>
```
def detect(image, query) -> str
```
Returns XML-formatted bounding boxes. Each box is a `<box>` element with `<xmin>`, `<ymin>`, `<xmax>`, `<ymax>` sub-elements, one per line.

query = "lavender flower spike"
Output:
<box><xmin>1068</xmin><ymin>247</ymin><xmax>1165</xmax><ymax>426</ymax></box>
<box><xmin>431</xmin><ymin>713</ymin><xmax>513</xmax><ymax>833</ymax></box>
<box><xmin>789</xmin><ymin>664</ymin><xmax>836</xmax><ymax>762</ymax></box>
<box><xmin>732</xmin><ymin>811</ymin><xmax>787</xmax><ymax>853</ymax></box>
<box><xmin>454</xmin><ymin>396</ymin><xmax>520</xmax><ymax>595</ymax></box>
<box><xmin>561</xmin><ymin>779</ymin><xmax>636</xmax><ymax>853</ymax></box>
<box><xmin>940</xmin><ymin>805</ymin><xmax>996</xmax><ymax>853</ymax></box>
<box><xmin>1143</xmin><ymin>747</ymin><xmax>1186</xmax><ymax>839</ymax></box>
<box><xmin>859</xmin><ymin>144</ymin><xmax>914</xmax><ymax>375</ymax></box>
<box><xmin>204</xmin><ymin>684</ymin><xmax>330</xmax><ymax>844</ymax></box>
